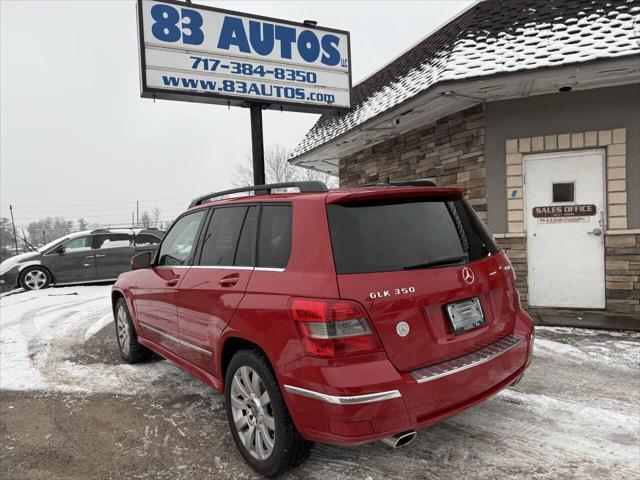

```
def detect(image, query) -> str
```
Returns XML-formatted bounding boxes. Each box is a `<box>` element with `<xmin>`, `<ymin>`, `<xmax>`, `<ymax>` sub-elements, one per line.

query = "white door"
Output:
<box><xmin>524</xmin><ymin>150</ymin><xmax>606</xmax><ymax>308</ymax></box>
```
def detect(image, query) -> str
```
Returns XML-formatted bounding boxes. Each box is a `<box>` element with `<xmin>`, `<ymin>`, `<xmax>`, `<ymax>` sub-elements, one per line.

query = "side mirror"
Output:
<box><xmin>56</xmin><ymin>245</ymin><xmax>66</xmax><ymax>255</ymax></box>
<box><xmin>131</xmin><ymin>252</ymin><xmax>152</xmax><ymax>270</ymax></box>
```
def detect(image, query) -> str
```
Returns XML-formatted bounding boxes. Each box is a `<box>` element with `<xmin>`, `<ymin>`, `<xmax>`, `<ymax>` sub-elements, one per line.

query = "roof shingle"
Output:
<box><xmin>292</xmin><ymin>0</ymin><xmax>640</xmax><ymax>160</ymax></box>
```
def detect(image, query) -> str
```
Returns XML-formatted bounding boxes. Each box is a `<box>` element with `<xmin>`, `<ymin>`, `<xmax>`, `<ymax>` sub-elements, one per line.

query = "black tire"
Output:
<box><xmin>19</xmin><ymin>266</ymin><xmax>52</xmax><ymax>290</ymax></box>
<box><xmin>114</xmin><ymin>298</ymin><xmax>152</xmax><ymax>363</ymax></box>
<box><xmin>225</xmin><ymin>349</ymin><xmax>314</xmax><ymax>477</ymax></box>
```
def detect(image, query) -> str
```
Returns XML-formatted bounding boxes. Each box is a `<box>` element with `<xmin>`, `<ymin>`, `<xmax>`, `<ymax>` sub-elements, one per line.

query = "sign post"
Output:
<box><xmin>250</xmin><ymin>104</ymin><xmax>265</xmax><ymax>185</ymax></box>
<box><xmin>136</xmin><ymin>0</ymin><xmax>352</xmax><ymax>186</ymax></box>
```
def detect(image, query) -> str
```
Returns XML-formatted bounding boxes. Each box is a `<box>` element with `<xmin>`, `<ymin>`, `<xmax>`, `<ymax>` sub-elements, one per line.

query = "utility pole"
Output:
<box><xmin>136</xmin><ymin>201</ymin><xmax>139</xmax><ymax>227</ymax></box>
<box><xmin>250</xmin><ymin>103</ymin><xmax>265</xmax><ymax>185</ymax></box>
<box><xmin>132</xmin><ymin>212</ymin><xmax>134</xmax><ymax>229</ymax></box>
<box><xmin>43</xmin><ymin>229</ymin><xmax>46</xmax><ymax>245</ymax></box>
<box><xmin>9</xmin><ymin>204</ymin><xmax>18</xmax><ymax>255</ymax></box>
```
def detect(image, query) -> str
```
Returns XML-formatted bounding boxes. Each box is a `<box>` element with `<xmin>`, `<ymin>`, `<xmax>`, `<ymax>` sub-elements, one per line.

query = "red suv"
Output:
<box><xmin>112</xmin><ymin>180</ymin><xmax>534</xmax><ymax>476</ymax></box>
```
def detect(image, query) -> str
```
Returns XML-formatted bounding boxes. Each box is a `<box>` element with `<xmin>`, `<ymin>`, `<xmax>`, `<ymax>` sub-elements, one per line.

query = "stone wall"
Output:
<box><xmin>339</xmin><ymin>105</ymin><xmax>487</xmax><ymax>219</ymax></box>
<box><xmin>606</xmin><ymin>233</ymin><xmax>640</xmax><ymax>314</ymax></box>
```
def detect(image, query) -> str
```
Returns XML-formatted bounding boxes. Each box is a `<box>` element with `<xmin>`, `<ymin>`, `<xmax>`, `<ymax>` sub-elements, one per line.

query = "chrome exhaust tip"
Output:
<box><xmin>380</xmin><ymin>430</ymin><xmax>417</xmax><ymax>448</ymax></box>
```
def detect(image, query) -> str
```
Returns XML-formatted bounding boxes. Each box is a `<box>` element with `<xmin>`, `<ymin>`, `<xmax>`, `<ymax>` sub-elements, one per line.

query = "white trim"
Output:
<box><xmin>492</xmin><ymin>233</ymin><xmax>526</xmax><ymax>239</ymax></box>
<box><xmin>606</xmin><ymin>229</ymin><xmax>640</xmax><ymax>235</ymax></box>
<box><xmin>153</xmin><ymin>265</ymin><xmax>285</xmax><ymax>272</ymax></box>
<box><xmin>188</xmin><ymin>265</ymin><xmax>254</xmax><ymax>270</ymax></box>
<box><xmin>284</xmin><ymin>385</ymin><xmax>402</xmax><ymax>405</ymax></box>
<box><xmin>140</xmin><ymin>322</ymin><xmax>212</xmax><ymax>357</ymax></box>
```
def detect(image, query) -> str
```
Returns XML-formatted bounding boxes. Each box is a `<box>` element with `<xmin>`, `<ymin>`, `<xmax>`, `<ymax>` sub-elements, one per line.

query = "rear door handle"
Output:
<box><xmin>85</xmin><ymin>255</ymin><xmax>95</xmax><ymax>259</ymax></box>
<box><xmin>218</xmin><ymin>273</ymin><xmax>240</xmax><ymax>287</ymax></box>
<box><xmin>95</xmin><ymin>254</ymin><xmax>106</xmax><ymax>258</ymax></box>
<box><xmin>166</xmin><ymin>277</ymin><xmax>180</xmax><ymax>286</ymax></box>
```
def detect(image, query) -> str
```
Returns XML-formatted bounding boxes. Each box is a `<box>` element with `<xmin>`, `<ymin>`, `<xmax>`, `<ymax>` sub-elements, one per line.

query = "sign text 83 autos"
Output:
<box><xmin>138</xmin><ymin>0</ymin><xmax>351</xmax><ymax>111</ymax></box>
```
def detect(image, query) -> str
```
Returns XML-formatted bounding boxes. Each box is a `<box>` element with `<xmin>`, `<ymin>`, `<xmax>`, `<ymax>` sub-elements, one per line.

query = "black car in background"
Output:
<box><xmin>0</xmin><ymin>228</ymin><xmax>164</xmax><ymax>291</ymax></box>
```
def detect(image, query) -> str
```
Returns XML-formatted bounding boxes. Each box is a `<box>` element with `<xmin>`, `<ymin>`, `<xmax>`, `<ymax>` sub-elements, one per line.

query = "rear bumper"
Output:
<box><xmin>281</xmin><ymin>311</ymin><xmax>534</xmax><ymax>445</ymax></box>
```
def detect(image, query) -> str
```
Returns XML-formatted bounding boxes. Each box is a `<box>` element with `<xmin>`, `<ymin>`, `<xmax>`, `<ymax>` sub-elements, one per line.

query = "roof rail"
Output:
<box><xmin>359</xmin><ymin>178</ymin><xmax>438</xmax><ymax>187</ymax></box>
<box><xmin>189</xmin><ymin>181</ymin><xmax>328</xmax><ymax>208</ymax></box>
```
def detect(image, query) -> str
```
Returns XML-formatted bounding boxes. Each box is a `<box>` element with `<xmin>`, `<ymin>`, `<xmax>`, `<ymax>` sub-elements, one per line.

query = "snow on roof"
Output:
<box><xmin>291</xmin><ymin>0</ymin><xmax>640</xmax><ymax>160</ymax></box>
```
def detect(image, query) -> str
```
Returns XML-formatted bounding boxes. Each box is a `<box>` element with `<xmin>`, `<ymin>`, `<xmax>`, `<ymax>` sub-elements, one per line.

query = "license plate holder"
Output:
<box><xmin>445</xmin><ymin>297</ymin><xmax>485</xmax><ymax>334</ymax></box>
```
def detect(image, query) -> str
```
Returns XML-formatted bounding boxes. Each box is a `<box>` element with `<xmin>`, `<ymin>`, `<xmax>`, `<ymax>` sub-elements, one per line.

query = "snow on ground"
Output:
<box><xmin>1</xmin><ymin>286</ymin><xmax>639</xmax><ymax>479</ymax></box>
<box><xmin>0</xmin><ymin>286</ymin><xmax>211</xmax><ymax>397</ymax></box>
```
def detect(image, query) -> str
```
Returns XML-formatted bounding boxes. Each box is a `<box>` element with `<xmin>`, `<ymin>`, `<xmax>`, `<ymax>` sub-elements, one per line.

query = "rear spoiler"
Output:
<box><xmin>326</xmin><ymin>186</ymin><xmax>466</xmax><ymax>204</ymax></box>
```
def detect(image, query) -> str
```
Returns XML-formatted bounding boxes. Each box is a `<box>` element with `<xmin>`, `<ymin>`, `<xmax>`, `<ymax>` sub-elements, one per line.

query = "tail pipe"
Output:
<box><xmin>380</xmin><ymin>430</ymin><xmax>417</xmax><ymax>449</ymax></box>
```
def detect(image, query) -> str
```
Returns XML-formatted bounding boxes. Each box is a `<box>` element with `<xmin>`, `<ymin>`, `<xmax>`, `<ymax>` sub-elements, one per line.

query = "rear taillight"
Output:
<box><xmin>289</xmin><ymin>298</ymin><xmax>382</xmax><ymax>358</ymax></box>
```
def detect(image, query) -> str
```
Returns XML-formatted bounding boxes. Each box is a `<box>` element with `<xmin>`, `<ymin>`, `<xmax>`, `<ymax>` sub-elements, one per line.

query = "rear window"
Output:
<box><xmin>327</xmin><ymin>199</ymin><xmax>499</xmax><ymax>274</ymax></box>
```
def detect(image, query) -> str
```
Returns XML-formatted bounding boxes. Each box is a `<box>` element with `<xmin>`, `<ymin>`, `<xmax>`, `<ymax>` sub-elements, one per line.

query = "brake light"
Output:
<box><xmin>289</xmin><ymin>298</ymin><xmax>382</xmax><ymax>358</ymax></box>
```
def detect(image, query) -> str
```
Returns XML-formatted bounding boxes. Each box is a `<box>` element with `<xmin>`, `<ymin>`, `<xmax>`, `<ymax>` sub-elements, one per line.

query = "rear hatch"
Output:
<box><xmin>326</xmin><ymin>190</ymin><xmax>518</xmax><ymax>372</ymax></box>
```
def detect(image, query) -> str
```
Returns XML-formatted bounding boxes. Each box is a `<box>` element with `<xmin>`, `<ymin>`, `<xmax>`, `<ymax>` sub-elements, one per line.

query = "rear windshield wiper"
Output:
<box><xmin>403</xmin><ymin>254</ymin><xmax>465</xmax><ymax>270</ymax></box>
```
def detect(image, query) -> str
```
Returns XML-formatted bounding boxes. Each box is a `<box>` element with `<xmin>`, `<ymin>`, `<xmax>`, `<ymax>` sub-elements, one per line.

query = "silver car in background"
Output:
<box><xmin>0</xmin><ymin>228</ymin><xmax>164</xmax><ymax>291</ymax></box>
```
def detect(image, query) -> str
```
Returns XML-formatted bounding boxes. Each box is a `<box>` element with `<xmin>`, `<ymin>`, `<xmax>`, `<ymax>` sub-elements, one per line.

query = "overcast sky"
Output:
<box><xmin>1</xmin><ymin>0</ymin><xmax>474</xmax><ymax>229</ymax></box>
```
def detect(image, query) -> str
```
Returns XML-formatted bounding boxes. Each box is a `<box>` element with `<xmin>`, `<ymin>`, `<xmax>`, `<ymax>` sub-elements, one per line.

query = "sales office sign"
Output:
<box><xmin>137</xmin><ymin>0</ymin><xmax>352</xmax><ymax>113</ymax></box>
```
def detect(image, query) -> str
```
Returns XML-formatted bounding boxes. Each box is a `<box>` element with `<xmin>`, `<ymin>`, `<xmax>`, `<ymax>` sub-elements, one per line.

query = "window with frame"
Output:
<box><xmin>62</xmin><ymin>236</ymin><xmax>92</xmax><ymax>252</ymax></box>
<box><xmin>157</xmin><ymin>211</ymin><xmax>206</xmax><ymax>266</ymax></box>
<box><xmin>135</xmin><ymin>233</ymin><xmax>161</xmax><ymax>246</ymax></box>
<box><xmin>94</xmin><ymin>233</ymin><xmax>133</xmax><ymax>250</ymax></box>
<box><xmin>552</xmin><ymin>182</ymin><xmax>575</xmax><ymax>203</ymax></box>
<box><xmin>257</xmin><ymin>205</ymin><xmax>292</xmax><ymax>269</ymax></box>
<box><xmin>199</xmin><ymin>207</ymin><xmax>248</xmax><ymax>267</ymax></box>
<box><xmin>234</xmin><ymin>206</ymin><xmax>259</xmax><ymax>267</ymax></box>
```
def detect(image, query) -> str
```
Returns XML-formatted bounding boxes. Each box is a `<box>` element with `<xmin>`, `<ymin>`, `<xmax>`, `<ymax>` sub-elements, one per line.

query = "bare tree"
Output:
<box><xmin>151</xmin><ymin>207</ymin><xmax>162</xmax><ymax>228</ymax></box>
<box><xmin>140</xmin><ymin>210</ymin><xmax>151</xmax><ymax>229</ymax></box>
<box><xmin>77</xmin><ymin>218</ymin><xmax>89</xmax><ymax>231</ymax></box>
<box><xmin>233</xmin><ymin>144</ymin><xmax>337</xmax><ymax>188</ymax></box>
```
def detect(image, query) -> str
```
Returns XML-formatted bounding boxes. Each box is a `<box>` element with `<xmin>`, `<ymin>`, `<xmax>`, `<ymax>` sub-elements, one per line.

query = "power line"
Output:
<box><xmin>0</xmin><ymin>193</ymin><xmax>195</xmax><ymax>209</ymax></box>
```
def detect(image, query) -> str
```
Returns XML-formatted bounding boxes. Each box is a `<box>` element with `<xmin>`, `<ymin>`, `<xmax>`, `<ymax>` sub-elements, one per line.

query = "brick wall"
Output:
<box><xmin>606</xmin><ymin>233</ymin><xmax>640</xmax><ymax>314</ymax></box>
<box><xmin>340</xmin><ymin>105</ymin><xmax>487</xmax><ymax>219</ymax></box>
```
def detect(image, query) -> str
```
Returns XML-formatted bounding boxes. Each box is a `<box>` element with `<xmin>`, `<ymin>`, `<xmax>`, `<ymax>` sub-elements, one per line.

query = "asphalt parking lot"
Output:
<box><xmin>1</xmin><ymin>286</ymin><xmax>639</xmax><ymax>480</ymax></box>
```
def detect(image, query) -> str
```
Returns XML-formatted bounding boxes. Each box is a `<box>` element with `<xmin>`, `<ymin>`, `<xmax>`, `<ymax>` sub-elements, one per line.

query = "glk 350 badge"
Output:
<box><xmin>369</xmin><ymin>287</ymin><xmax>416</xmax><ymax>299</ymax></box>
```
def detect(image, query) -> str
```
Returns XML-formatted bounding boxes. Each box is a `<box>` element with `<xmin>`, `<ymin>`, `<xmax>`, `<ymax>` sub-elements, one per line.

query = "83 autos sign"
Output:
<box><xmin>137</xmin><ymin>0</ymin><xmax>351</xmax><ymax>113</ymax></box>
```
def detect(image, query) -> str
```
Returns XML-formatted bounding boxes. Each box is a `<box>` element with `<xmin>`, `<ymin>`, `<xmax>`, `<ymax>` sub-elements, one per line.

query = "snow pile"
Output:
<box><xmin>0</xmin><ymin>286</ymin><xmax>212</xmax><ymax>397</ymax></box>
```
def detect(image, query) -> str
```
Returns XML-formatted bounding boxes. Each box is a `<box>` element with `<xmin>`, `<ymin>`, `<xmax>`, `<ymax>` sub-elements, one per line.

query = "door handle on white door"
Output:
<box><xmin>587</xmin><ymin>227</ymin><xmax>603</xmax><ymax>236</ymax></box>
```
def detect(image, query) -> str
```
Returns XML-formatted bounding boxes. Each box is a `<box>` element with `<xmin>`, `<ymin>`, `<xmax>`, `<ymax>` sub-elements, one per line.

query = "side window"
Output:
<box><xmin>94</xmin><ymin>233</ymin><xmax>133</xmax><ymax>250</ymax></box>
<box><xmin>257</xmin><ymin>205</ymin><xmax>292</xmax><ymax>269</ymax></box>
<box><xmin>157</xmin><ymin>211</ymin><xmax>206</xmax><ymax>266</ymax></box>
<box><xmin>235</xmin><ymin>206</ymin><xmax>259</xmax><ymax>267</ymax></box>
<box><xmin>135</xmin><ymin>234</ymin><xmax>161</xmax><ymax>246</ymax></box>
<box><xmin>62</xmin><ymin>236</ymin><xmax>92</xmax><ymax>252</ymax></box>
<box><xmin>199</xmin><ymin>207</ymin><xmax>247</xmax><ymax>266</ymax></box>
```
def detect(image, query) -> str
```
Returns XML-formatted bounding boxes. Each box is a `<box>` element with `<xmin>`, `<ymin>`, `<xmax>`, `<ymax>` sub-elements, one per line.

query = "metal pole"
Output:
<box><xmin>136</xmin><ymin>201</ymin><xmax>139</xmax><ymax>227</ymax></box>
<box><xmin>132</xmin><ymin>212</ymin><xmax>134</xmax><ymax>229</ymax></box>
<box><xmin>9</xmin><ymin>204</ymin><xmax>18</xmax><ymax>255</ymax></box>
<box><xmin>250</xmin><ymin>103</ymin><xmax>265</xmax><ymax>185</ymax></box>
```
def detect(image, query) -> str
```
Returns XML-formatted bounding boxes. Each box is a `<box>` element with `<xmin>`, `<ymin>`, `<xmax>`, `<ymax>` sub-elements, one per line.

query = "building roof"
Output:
<box><xmin>291</xmin><ymin>0</ymin><xmax>640</xmax><ymax>162</ymax></box>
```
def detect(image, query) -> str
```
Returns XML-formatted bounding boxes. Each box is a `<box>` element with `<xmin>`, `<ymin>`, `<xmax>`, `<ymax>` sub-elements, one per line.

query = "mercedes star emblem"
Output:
<box><xmin>462</xmin><ymin>267</ymin><xmax>475</xmax><ymax>284</ymax></box>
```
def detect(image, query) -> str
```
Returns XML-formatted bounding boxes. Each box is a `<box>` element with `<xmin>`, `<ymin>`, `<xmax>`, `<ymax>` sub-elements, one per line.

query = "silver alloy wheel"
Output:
<box><xmin>116</xmin><ymin>305</ymin><xmax>131</xmax><ymax>356</ymax></box>
<box><xmin>230</xmin><ymin>366</ymin><xmax>276</xmax><ymax>460</ymax></box>
<box><xmin>24</xmin><ymin>269</ymin><xmax>47</xmax><ymax>289</ymax></box>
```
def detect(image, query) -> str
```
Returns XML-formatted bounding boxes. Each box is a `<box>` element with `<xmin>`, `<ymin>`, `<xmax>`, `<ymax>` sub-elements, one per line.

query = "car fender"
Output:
<box><xmin>16</xmin><ymin>260</ymin><xmax>46</xmax><ymax>275</ymax></box>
